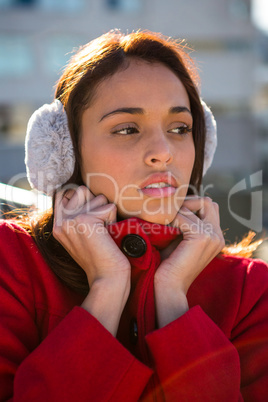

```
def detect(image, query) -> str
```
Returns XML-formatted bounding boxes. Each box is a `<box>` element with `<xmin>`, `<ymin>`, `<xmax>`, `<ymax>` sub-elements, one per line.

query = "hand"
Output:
<box><xmin>53</xmin><ymin>185</ymin><xmax>131</xmax><ymax>335</ymax></box>
<box><xmin>53</xmin><ymin>185</ymin><xmax>130</xmax><ymax>286</ymax></box>
<box><xmin>154</xmin><ymin>196</ymin><xmax>225</xmax><ymax>327</ymax></box>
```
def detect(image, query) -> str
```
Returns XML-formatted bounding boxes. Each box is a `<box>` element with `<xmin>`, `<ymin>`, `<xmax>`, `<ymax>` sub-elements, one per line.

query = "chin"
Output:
<box><xmin>117</xmin><ymin>203</ymin><xmax>180</xmax><ymax>226</ymax></box>
<box><xmin>120</xmin><ymin>209</ymin><xmax>177</xmax><ymax>226</ymax></box>
<box><xmin>138</xmin><ymin>213</ymin><xmax>176</xmax><ymax>226</ymax></box>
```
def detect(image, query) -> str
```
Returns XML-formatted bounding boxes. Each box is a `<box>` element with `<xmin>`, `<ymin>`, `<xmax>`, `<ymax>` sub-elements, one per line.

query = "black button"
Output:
<box><xmin>121</xmin><ymin>234</ymin><xmax>147</xmax><ymax>258</ymax></box>
<box><xmin>130</xmin><ymin>318</ymin><xmax>138</xmax><ymax>345</ymax></box>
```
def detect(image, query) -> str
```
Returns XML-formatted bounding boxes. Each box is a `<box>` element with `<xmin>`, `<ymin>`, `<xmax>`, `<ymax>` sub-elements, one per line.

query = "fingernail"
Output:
<box><xmin>180</xmin><ymin>207</ymin><xmax>191</xmax><ymax>215</ymax></box>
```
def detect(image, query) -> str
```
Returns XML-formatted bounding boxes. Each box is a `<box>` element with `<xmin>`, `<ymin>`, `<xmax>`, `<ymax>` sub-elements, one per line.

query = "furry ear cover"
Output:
<box><xmin>201</xmin><ymin>99</ymin><xmax>217</xmax><ymax>175</ymax></box>
<box><xmin>25</xmin><ymin>100</ymin><xmax>74</xmax><ymax>196</ymax></box>
<box><xmin>25</xmin><ymin>99</ymin><xmax>217</xmax><ymax>195</ymax></box>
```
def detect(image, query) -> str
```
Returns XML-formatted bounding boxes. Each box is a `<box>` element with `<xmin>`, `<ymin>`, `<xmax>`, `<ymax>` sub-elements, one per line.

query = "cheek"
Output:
<box><xmin>81</xmin><ymin>148</ymin><xmax>127</xmax><ymax>202</ymax></box>
<box><xmin>175</xmin><ymin>142</ymin><xmax>195</xmax><ymax>178</ymax></box>
<box><xmin>81</xmin><ymin>137</ymin><xmax>112</xmax><ymax>178</ymax></box>
<box><xmin>189</xmin><ymin>145</ymin><xmax>196</xmax><ymax>173</ymax></box>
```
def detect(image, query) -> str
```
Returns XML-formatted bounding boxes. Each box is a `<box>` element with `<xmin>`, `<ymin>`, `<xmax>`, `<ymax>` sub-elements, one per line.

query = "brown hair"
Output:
<box><xmin>16</xmin><ymin>30</ymin><xmax>260</xmax><ymax>295</ymax></box>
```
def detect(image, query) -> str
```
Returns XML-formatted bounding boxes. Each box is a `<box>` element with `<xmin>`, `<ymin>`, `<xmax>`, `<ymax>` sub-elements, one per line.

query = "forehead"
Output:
<box><xmin>92</xmin><ymin>59</ymin><xmax>190</xmax><ymax>110</ymax></box>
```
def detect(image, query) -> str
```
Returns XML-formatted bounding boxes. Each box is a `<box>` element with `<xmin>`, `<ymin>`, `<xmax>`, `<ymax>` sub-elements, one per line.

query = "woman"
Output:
<box><xmin>0</xmin><ymin>30</ymin><xmax>267</xmax><ymax>401</ymax></box>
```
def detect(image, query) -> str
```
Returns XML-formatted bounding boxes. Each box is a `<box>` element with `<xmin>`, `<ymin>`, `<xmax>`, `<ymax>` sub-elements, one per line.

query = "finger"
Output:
<box><xmin>65</xmin><ymin>186</ymin><xmax>94</xmax><ymax>212</ymax></box>
<box><xmin>78</xmin><ymin>194</ymin><xmax>109</xmax><ymax>215</ymax></box>
<box><xmin>54</xmin><ymin>188</ymin><xmax>70</xmax><ymax>225</ymax></box>
<box><xmin>183</xmin><ymin>203</ymin><xmax>222</xmax><ymax>239</ymax></box>
<box><xmin>55</xmin><ymin>187</ymin><xmax>68</xmax><ymax>208</ymax></box>
<box><xmin>182</xmin><ymin>196</ymin><xmax>207</xmax><ymax>214</ymax></box>
<box><xmin>170</xmin><ymin>207</ymin><xmax>225</xmax><ymax>261</ymax></box>
<box><xmin>198</xmin><ymin>197</ymin><xmax>217</xmax><ymax>221</ymax></box>
<box><xmin>170</xmin><ymin>208</ymin><xmax>201</xmax><ymax>232</ymax></box>
<box><xmin>105</xmin><ymin>203</ymin><xmax>117</xmax><ymax>225</ymax></box>
<box><xmin>198</xmin><ymin>200</ymin><xmax>221</xmax><ymax>231</ymax></box>
<box><xmin>171</xmin><ymin>206</ymin><xmax>200</xmax><ymax>228</ymax></box>
<box><xmin>62</xmin><ymin>188</ymin><xmax>76</xmax><ymax>205</ymax></box>
<box><xmin>182</xmin><ymin>197</ymin><xmax>220</xmax><ymax>223</ymax></box>
<box><xmin>86</xmin><ymin>203</ymin><xmax>117</xmax><ymax>224</ymax></box>
<box><xmin>210</xmin><ymin>202</ymin><xmax>220</xmax><ymax>226</ymax></box>
<box><xmin>182</xmin><ymin>206</ymin><xmax>224</xmax><ymax>248</ymax></box>
<box><xmin>184</xmin><ymin>195</ymin><xmax>202</xmax><ymax>201</ymax></box>
<box><xmin>172</xmin><ymin>207</ymin><xmax>220</xmax><ymax>240</ymax></box>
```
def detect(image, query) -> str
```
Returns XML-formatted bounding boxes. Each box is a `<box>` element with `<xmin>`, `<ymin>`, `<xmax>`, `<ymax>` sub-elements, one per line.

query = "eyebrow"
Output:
<box><xmin>169</xmin><ymin>106</ymin><xmax>192</xmax><ymax>116</ymax></box>
<box><xmin>99</xmin><ymin>105</ymin><xmax>192</xmax><ymax>122</ymax></box>
<box><xmin>99</xmin><ymin>107</ymin><xmax>144</xmax><ymax>122</ymax></box>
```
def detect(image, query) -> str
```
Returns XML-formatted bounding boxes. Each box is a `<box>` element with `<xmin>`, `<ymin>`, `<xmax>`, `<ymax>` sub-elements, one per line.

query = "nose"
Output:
<box><xmin>144</xmin><ymin>132</ymin><xmax>173</xmax><ymax>168</ymax></box>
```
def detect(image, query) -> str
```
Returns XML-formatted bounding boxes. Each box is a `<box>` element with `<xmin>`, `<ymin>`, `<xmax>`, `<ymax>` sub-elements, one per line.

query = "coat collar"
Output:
<box><xmin>108</xmin><ymin>217</ymin><xmax>180</xmax><ymax>270</ymax></box>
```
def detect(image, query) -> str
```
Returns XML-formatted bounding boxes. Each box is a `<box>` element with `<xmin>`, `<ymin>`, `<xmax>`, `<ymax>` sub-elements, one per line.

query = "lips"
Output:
<box><xmin>139</xmin><ymin>172</ymin><xmax>178</xmax><ymax>198</ymax></box>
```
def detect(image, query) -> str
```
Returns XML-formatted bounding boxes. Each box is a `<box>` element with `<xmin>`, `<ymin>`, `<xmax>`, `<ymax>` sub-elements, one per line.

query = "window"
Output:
<box><xmin>44</xmin><ymin>35</ymin><xmax>84</xmax><ymax>75</ymax></box>
<box><xmin>0</xmin><ymin>0</ymin><xmax>37</xmax><ymax>8</ymax></box>
<box><xmin>229</xmin><ymin>0</ymin><xmax>250</xmax><ymax>20</ymax></box>
<box><xmin>106</xmin><ymin>0</ymin><xmax>141</xmax><ymax>12</ymax></box>
<box><xmin>0</xmin><ymin>0</ymin><xmax>84</xmax><ymax>11</ymax></box>
<box><xmin>0</xmin><ymin>35</ymin><xmax>34</xmax><ymax>77</ymax></box>
<box><xmin>0</xmin><ymin>104</ymin><xmax>11</xmax><ymax>137</ymax></box>
<box><xmin>15</xmin><ymin>0</ymin><xmax>36</xmax><ymax>5</ymax></box>
<box><xmin>39</xmin><ymin>0</ymin><xmax>84</xmax><ymax>12</ymax></box>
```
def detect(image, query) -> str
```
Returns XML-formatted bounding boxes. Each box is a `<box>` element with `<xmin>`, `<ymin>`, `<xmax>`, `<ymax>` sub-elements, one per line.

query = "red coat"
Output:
<box><xmin>0</xmin><ymin>218</ymin><xmax>267</xmax><ymax>401</ymax></box>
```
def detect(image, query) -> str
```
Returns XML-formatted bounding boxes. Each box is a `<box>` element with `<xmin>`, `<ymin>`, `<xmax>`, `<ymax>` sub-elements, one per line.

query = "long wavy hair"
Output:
<box><xmin>13</xmin><ymin>30</ymin><xmax>262</xmax><ymax>295</ymax></box>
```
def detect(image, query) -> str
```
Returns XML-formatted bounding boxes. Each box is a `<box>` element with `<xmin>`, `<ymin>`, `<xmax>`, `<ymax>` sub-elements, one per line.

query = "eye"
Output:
<box><xmin>168</xmin><ymin>124</ymin><xmax>192</xmax><ymax>135</ymax></box>
<box><xmin>111</xmin><ymin>125</ymin><xmax>139</xmax><ymax>135</ymax></box>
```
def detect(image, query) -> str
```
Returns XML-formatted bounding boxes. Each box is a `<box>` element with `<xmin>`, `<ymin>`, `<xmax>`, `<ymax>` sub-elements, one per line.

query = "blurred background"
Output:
<box><xmin>0</xmin><ymin>0</ymin><xmax>267</xmax><ymax>260</ymax></box>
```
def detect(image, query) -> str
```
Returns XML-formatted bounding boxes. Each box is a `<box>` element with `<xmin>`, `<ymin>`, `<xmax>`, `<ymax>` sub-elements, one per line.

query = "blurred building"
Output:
<box><xmin>0</xmin><ymin>0</ymin><xmax>267</xmax><ymax>246</ymax></box>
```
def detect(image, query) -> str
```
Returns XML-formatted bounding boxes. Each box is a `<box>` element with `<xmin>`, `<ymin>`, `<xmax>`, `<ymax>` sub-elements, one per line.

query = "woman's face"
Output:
<box><xmin>80</xmin><ymin>59</ymin><xmax>195</xmax><ymax>224</ymax></box>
